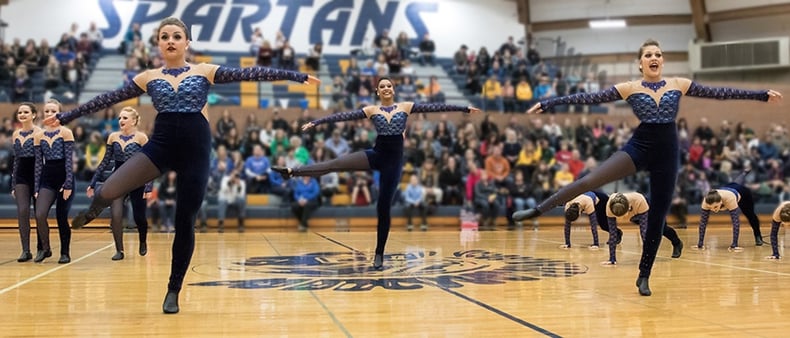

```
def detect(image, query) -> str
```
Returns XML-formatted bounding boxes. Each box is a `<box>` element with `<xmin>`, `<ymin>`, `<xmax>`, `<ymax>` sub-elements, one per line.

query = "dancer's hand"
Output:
<box><xmin>304</xmin><ymin>75</ymin><xmax>321</xmax><ymax>85</ymax></box>
<box><xmin>43</xmin><ymin>114</ymin><xmax>61</xmax><ymax>127</ymax></box>
<box><xmin>767</xmin><ymin>89</ymin><xmax>783</xmax><ymax>103</ymax></box>
<box><xmin>62</xmin><ymin>189</ymin><xmax>72</xmax><ymax>201</ymax></box>
<box><xmin>526</xmin><ymin>102</ymin><xmax>544</xmax><ymax>114</ymax></box>
<box><xmin>301</xmin><ymin>122</ymin><xmax>315</xmax><ymax>131</ymax></box>
<box><xmin>86</xmin><ymin>186</ymin><xmax>94</xmax><ymax>198</ymax></box>
<box><xmin>467</xmin><ymin>107</ymin><xmax>481</xmax><ymax>114</ymax></box>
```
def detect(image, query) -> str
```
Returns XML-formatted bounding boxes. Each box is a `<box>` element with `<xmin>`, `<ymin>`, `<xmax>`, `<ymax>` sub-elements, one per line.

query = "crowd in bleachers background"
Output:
<box><xmin>1</xmin><ymin>22</ymin><xmax>790</xmax><ymax>230</ymax></box>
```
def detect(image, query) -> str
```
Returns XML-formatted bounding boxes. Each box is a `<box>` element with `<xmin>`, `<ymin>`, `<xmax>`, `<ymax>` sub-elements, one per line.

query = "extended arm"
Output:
<box><xmin>56</xmin><ymin>83</ymin><xmax>145</xmax><ymax>125</ymax></box>
<box><xmin>685</xmin><ymin>82</ymin><xmax>769</xmax><ymax>101</ymax></box>
<box><xmin>540</xmin><ymin>86</ymin><xmax>622</xmax><ymax>111</ymax></box>
<box><xmin>213</xmin><ymin>66</ymin><xmax>308</xmax><ymax>84</ymax></box>
<box><xmin>310</xmin><ymin>109</ymin><xmax>367</xmax><ymax>127</ymax></box>
<box><xmin>410</xmin><ymin>103</ymin><xmax>470</xmax><ymax>114</ymax></box>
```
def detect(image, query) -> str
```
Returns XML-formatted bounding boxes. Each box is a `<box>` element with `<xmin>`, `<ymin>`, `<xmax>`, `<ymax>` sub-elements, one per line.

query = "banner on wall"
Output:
<box><xmin>2</xmin><ymin>0</ymin><xmax>524</xmax><ymax>58</ymax></box>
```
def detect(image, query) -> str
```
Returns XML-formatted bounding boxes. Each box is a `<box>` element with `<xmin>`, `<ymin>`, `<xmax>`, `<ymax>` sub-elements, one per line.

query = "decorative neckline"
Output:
<box><xmin>162</xmin><ymin>65</ymin><xmax>190</xmax><ymax>77</ymax></box>
<box><xmin>19</xmin><ymin>129</ymin><xmax>34</xmax><ymax>137</ymax></box>
<box><xmin>641</xmin><ymin>79</ymin><xmax>666</xmax><ymax>92</ymax></box>
<box><xmin>44</xmin><ymin>129</ymin><xmax>60</xmax><ymax>138</ymax></box>
<box><xmin>119</xmin><ymin>133</ymin><xmax>135</xmax><ymax>142</ymax></box>
<box><xmin>380</xmin><ymin>104</ymin><xmax>397</xmax><ymax>113</ymax></box>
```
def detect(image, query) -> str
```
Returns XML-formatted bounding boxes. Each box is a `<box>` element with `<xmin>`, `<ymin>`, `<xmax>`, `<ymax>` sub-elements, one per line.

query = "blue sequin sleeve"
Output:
<box><xmin>685</xmin><ymin>82</ymin><xmax>769</xmax><ymax>101</ymax></box>
<box><xmin>311</xmin><ymin>109</ymin><xmax>367</xmax><ymax>127</ymax></box>
<box><xmin>57</xmin><ymin>83</ymin><xmax>145</xmax><ymax>125</ymax></box>
<box><xmin>63</xmin><ymin>141</ymin><xmax>74</xmax><ymax>190</ymax></box>
<box><xmin>540</xmin><ymin>86</ymin><xmax>622</xmax><ymax>111</ymax></box>
<box><xmin>213</xmin><ymin>66</ymin><xmax>308</xmax><ymax>84</ymax></box>
<box><xmin>410</xmin><ymin>103</ymin><xmax>470</xmax><ymax>114</ymax></box>
<box><xmin>90</xmin><ymin>143</ymin><xmax>114</xmax><ymax>189</ymax></box>
<box><xmin>34</xmin><ymin>145</ymin><xmax>42</xmax><ymax>193</ymax></box>
<box><xmin>145</xmin><ymin>181</ymin><xmax>153</xmax><ymax>194</ymax></box>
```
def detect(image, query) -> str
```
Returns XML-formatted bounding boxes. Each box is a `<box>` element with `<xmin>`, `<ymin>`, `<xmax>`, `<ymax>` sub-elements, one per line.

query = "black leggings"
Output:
<box><xmin>14</xmin><ymin>184</ymin><xmax>37</xmax><ymax>252</ymax></box>
<box><xmin>292</xmin><ymin>135</ymin><xmax>404</xmax><ymax>256</ymax></box>
<box><xmin>110</xmin><ymin>185</ymin><xmax>149</xmax><ymax>252</ymax></box>
<box><xmin>35</xmin><ymin>188</ymin><xmax>73</xmax><ymax>255</ymax></box>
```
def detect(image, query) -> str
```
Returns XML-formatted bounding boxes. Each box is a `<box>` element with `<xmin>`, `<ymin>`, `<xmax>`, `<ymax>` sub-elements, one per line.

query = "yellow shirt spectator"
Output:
<box><xmin>516</xmin><ymin>80</ymin><xmax>533</xmax><ymax>101</ymax></box>
<box><xmin>483</xmin><ymin>77</ymin><xmax>502</xmax><ymax>100</ymax></box>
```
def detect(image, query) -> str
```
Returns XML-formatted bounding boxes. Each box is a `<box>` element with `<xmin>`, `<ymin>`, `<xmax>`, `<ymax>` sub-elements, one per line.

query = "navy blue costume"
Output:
<box><xmin>697</xmin><ymin>172</ymin><xmax>762</xmax><ymax>249</ymax></box>
<box><xmin>514</xmin><ymin>77</ymin><xmax>770</xmax><ymax>295</ymax></box>
<box><xmin>56</xmin><ymin>64</ymin><xmax>308</xmax><ymax>302</ymax></box>
<box><xmin>34</xmin><ymin>127</ymin><xmax>75</xmax><ymax>263</ymax></box>
<box><xmin>12</xmin><ymin>127</ymin><xmax>39</xmax><ymax>258</ymax></box>
<box><xmin>90</xmin><ymin>132</ymin><xmax>153</xmax><ymax>258</ymax></box>
<box><xmin>274</xmin><ymin>103</ymin><xmax>469</xmax><ymax>269</ymax></box>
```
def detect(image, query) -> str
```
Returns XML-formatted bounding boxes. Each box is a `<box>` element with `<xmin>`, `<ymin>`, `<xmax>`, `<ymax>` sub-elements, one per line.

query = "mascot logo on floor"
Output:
<box><xmin>191</xmin><ymin>250</ymin><xmax>588</xmax><ymax>291</ymax></box>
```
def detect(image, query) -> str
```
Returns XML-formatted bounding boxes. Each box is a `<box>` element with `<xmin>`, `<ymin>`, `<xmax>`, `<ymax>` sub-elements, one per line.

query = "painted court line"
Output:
<box><xmin>0</xmin><ymin>243</ymin><xmax>113</xmax><ymax>296</ymax></box>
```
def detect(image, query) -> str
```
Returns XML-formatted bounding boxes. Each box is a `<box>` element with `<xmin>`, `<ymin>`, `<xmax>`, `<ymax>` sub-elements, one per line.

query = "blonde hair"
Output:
<box><xmin>609</xmin><ymin>193</ymin><xmax>630</xmax><ymax>217</ymax></box>
<box><xmin>120</xmin><ymin>106</ymin><xmax>141</xmax><ymax>126</ymax></box>
<box><xmin>45</xmin><ymin>98</ymin><xmax>63</xmax><ymax>112</ymax></box>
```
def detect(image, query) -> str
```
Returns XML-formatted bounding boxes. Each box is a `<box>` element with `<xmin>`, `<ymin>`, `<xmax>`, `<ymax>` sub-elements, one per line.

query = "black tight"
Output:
<box><xmin>15</xmin><ymin>184</ymin><xmax>35</xmax><ymax>252</ymax></box>
<box><xmin>35</xmin><ymin>188</ymin><xmax>73</xmax><ymax>254</ymax></box>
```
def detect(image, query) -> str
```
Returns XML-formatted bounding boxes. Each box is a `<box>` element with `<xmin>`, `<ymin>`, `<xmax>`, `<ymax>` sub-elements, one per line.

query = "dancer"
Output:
<box><xmin>87</xmin><ymin>107</ymin><xmax>152</xmax><ymax>260</ymax></box>
<box><xmin>562</xmin><ymin>190</ymin><xmax>622</xmax><ymax>249</ymax></box>
<box><xmin>34</xmin><ymin>99</ymin><xmax>74</xmax><ymax>264</ymax></box>
<box><xmin>11</xmin><ymin>102</ymin><xmax>42</xmax><ymax>262</ymax></box>
<box><xmin>44</xmin><ymin>17</ymin><xmax>318</xmax><ymax>314</ymax></box>
<box><xmin>271</xmin><ymin>76</ymin><xmax>478</xmax><ymax>270</ymax></box>
<box><xmin>696</xmin><ymin>171</ymin><xmax>764</xmax><ymax>251</ymax></box>
<box><xmin>766</xmin><ymin>201</ymin><xmax>790</xmax><ymax>259</ymax></box>
<box><xmin>603</xmin><ymin>192</ymin><xmax>683</xmax><ymax>268</ymax></box>
<box><xmin>512</xmin><ymin>39</ymin><xmax>782</xmax><ymax>296</ymax></box>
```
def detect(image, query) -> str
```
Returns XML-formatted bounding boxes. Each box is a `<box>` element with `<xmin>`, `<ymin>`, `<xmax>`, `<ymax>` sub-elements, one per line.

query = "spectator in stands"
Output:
<box><xmin>278</xmin><ymin>40</ymin><xmax>296</xmax><ymax>70</ymax></box>
<box><xmin>439</xmin><ymin>155</ymin><xmax>463</xmax><ymax>205</ymax></box>
<box><xmin>11</xmin><ymin>102</ymin><xmax>40</xmax><ymax>262</ymax></box>
<box><xmin>481</xmin><ymin>75</ymin><xmax>504</xmax><ymax>113</ymax></box>
<box><xmin>249</xmin><ymin>27</ymin><xmax>263</xmax><ymax>57</ymax></box>
<box><xmin>473</xmin><ymin>170</ymin><xmax>500</xmax><ymax>231</ymax></box>
<box><xmin>158</xmin><ymin>170</ymin><xmax>177</xmax><ymax>232</ymax></box>
<box><xmin>33</xmin><ymin>99</ymin><xmax>75</xmax><ymax>264</ymax></box>
<box><xmin>331</xmin><ymin>75</ymin><xmax>348</xmax><ymax>109</ymax></box>
<box><xmin>86</xmin><ymin>22</ymin><xmax>103</xmax><ymax>54</ymax></box>
<box><xmin>515</xmin><ymin>77</ymin><xmax>533</xmax><ymax>112</ymax></box>
<box><xmin>403</xmin><ymin>174</ymin><xmax>428</xmax><ymax>231</ymax></box>
<box><xmin>418</xmin><ymin>33</ymin><xmax>435</xmax><ymax>66</ymax></box>
<box><xmin>319</xmin><ymin>170</ymin><xmax>339</xmax><ymax>205</ymax></box>
<box><xmin>325</xmin><ymin>129</ymin><xmax>350</xmax><ymax>157</ymax></box>
<box><xmin>454</xmin><ymin>45</ymin><xmax>469</xmax><ymax>74</ymax></box>
<box><xmin>506</xmin><ymin>170</ymin><xmax>535</xmax><ymax>229</ymax></box>
<box><xmin>305</xmin><ymin>42</ymin><xmax>322</xmax><ymax>72</ymax></box>
<box><xmin>533</xmin><ymin>73</ymin><xmax>554</xmax><ymax>101</ymax></box>
<box><xmin>76</xmin><ymin>33</ymin><xmax>94</xmax><ymax>62</ymax></box>
<box><xmin>396</xmin><ymin>75</ymin><xmax>418</xmax><ymax>102</ymax></box>
<box><xmin>395</xmin><ymin>31</ymin><xmax>411</xmax><ymax>60</ymax></box>
<box><xmin>240</xmin><ymin>129</ymin><xmax>263</xmax><ymax>159</ymax></box>
<box><xmin>485</xmin><ymin>142</ymin><xmax>510</xmax><ymax>187</ymax></box>
<box><xmin>502</xmin><ymin>80</ymin><xmax>516</xmax><ymax>112</ymax></box>
<box><xmin>384</xmin><ymin>45</ymin><xmax>402</xmax><ymax>74</ymax></box>
<box><xmin>291</xmin><ymin>176</ymin><xmax>320</xmax><ymax>231</ymax></box>
<box><xmin>12</xmin><ymin>65</ymin><xmax>31</xmax><ymax>102</ymax></box>
<box><xmin>21</xmin><ymin>40</ymin><xmax>39</xmax><ymax>74</ymax></box>
<box><xmin>82</xmin><ymin>130</ymin><xmax>105</xmax><ymax>181</ymax></box>
<box><xmin>217</xmin><ymin>171</ymin><xmax>246</xmax><ymax>233</ymax></box>
<box><xmin>373</xmin><ymin>28</ymin><xmax>393</xmax><ymax>54</ymax></box>
<box><xmin>424</xmin><ymin>75</ymin><xmax>444</xmax><ymax>103</ymax></box>
<box><xmin>693</xmin><ymin>117</ymin><xmax>715</xmax><ymax>143</ymax></box>
<box><xmin>349</xmin><ymin>171</ymin><xmax>372</xmax><ymax>206</ymax></box>
<box><xmin>419</xmin><ymin>157</ymin><xmax>442</xmax><ymax>207</ymax></box>
<box><xmin>257</xmin><ymin>40</ymin><xmax>274</xmax><ymax>67</ymax></box>
<box><xmin>245</xmin><ymin>144</ymin><xmax>271</xmax><ymax>193</ymax></box>
<box><xmin>44</xmin><ymin>55</ymin><xmax>60</xmax><ymax>90</ymax></box>
<box><xmin>215</xmin><ymin>109</ymin><xmax>236</xmax><ymax>141</ymax></box>
<box><xmin>122</xmin><ymin>22</ymin><xmax>143</xmax><ymax>55</ymax></box>
<box><xmin>514</xmin><ymin>39</ymin><xmax>781</xmax><ymax>297</ymax></box>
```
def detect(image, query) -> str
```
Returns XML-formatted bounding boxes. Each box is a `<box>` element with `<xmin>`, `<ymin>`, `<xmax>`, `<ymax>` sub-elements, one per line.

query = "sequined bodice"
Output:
<box><xmin>112</xmin><ymin>141</ymin><xmax>144</xmax><ymax>162</ymax></box>
<box><xmin>147</xmin><ymin>75</ymin><xmax>210</xmax><ymax>113</ymax></box>
<box><xmin>370</xmin><ymin>111</ymin><xmax>408</xmax><ymax>135</ymax></box>
<box><xmin>625</xmin><ymin>90</ymin><xmax>682</xmax><ymax>124</ymax></box>
<box><xmin>14</xmin><ymin>138</ymin><xmax>35</xmax><ymax>158</ymax></box>
<box><xmin>41</xmin><ymin>138</ymin><xmax>68</xmax><ymax>161</ymax></box>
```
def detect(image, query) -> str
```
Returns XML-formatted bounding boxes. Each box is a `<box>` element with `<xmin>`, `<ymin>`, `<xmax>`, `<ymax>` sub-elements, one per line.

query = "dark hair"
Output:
<box><xmin>158</xmin><ymin>17</ymin><xmax>190</xmax><ymax>40</ymax></box>
<box><xmin>375</xmin><ymin>76</ymin><xmax>393</xmax><ymax>95</ymax></box>
<box><xmin>704</xmin><ymin>190</ymin><xmax>722</xmax><ymax>205</ymax></box>
<box><xmin>609</xmin><ymin>193</ymin><xmax>630</xmax><ymax>217</ymax></box>
<box><xmin>565</xmin><ymin>202</ymin><xmax>581</xmax><ymax>222</ymax></box>
<box><xmin>18</xmin><ymin>102</ymin><xmax>37</xmax><ymax>114</ymax></box>
<box><xmin>780</xmin><ymin>204</ymin><xmax>790</xmax><ymax>223</ymax></box>
<box><xmin>638</xmin><ymin>39</ymin><xmax>661</xmax><ymax>59</ymax></box>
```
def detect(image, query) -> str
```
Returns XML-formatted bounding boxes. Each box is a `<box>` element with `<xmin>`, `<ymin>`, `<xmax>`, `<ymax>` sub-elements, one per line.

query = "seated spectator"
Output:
<box><xmin>482</xmin><ymin>75</ymin><xmax>503</xmax><ymax>113</ymax></box>
<box><xmin>502</xmin><ymin>81</ymin><xmax>516</xmax><ymax>112</ymax></box>
<box><xmin>305</xmin><ymin>42</ymin><xmax>322</xmax><ymax>72</ymax></box>
<box><xmin>423</xmin><ymin>75</ymin><xmax>444</xmax><ymax>103</ymax></box>
<box><xmin>418</xmin><ymin>33</ymin><xmax>435</xmax><ymax>66</ymax></box>
<box><xmin>278</xmin><ymin>40</ymin><xmax>296</xmax><ymax>70</ymax></box>
<box><xmin>158</xmin><ymin>171</ymin><xmax>178</xmax><ymax>232</ymax></box>
<box><xmin>350</xmin><ymin>171</ymin><xmax>373</xmax><ymax>206</ymax></box>
<box><xmin>419</xmin><ymin>157</ymin><xmax>442</xmax><ymax>207</ymax></box>
<box><xmin>439</xmin><ymin>156</ymin><xmax>464</xmax><ymax>205</ymax></box>
<box><xmin>217</xmin><ymin>172</ymin><xmax>246</xmax><ymax>233</ymax></box>
<box><xmin>257</xmin><ymin>40</ymin><xmax>274</xmax><ymax>67</ymax></box>
<box><xmin>534</xmin><ymin>73</ymin><xmax>555</xmax><ymax>102</ymax></box>
<box><xmin>454</xmin><ymin>45</ymin><xmax>469</xmax><ymax>74</ymax></box>
<box><xmin>397</xmin><ymin>75</ymin><xmax>418</xmax><ymax>102</ymax></box>
<box><xmin>325</xmin><ymin>129</ymin><xmax>350</xmax><ymax>157</ymax></box>
<box><xmin>474</xmin><ymin>170</ymin><xmax>501</xmax><ymax>231</ymax></box>
<box><xmin>319</xmin><ymin>171</ymin><xmax>340</xmax><ymax>205</ymax></box>
<box><xmin>291</xmin><ymin>176</ymin><xmax>320</xmax><ymax>232</ymax></box>
<box><xmin>384</xmin><ymin>45</ymin><xmax>401</xmax><ymax>74</ymax></box>
<box><xmin>244</xmin><ymin>145</ymin><xmax>271</xmax><ymax>193</ymax></box>
<box><xmin>484</xmin><ymin>143</ymin><xmax>510</xmax><ymax>187</ymax></box>
<box><xmin>11</xmin><ymin>65</ymin><xmax>31</xmax><ymax>103</ymax></box>
<box><xmin>403</xmin><ymin>174</ymin><xmax>429</xmax><ymax>231</ymax></box>
<box><xmin>515</xmin><ymin>77</ymin><xmax>533</xmax><ymax>112</ymax></box>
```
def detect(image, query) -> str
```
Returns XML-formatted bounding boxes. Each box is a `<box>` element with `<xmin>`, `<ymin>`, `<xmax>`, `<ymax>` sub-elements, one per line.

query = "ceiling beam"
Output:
<box><xmin>531</xmin><ymin>14</ymin><xmax>692</xmax><ymax>32</ymax></box>
<box><xmin>708</xmin><ymin>3</ymin><xmax>790</xmax><ymax>22</ymax></box>
<box><xmin>689</xmin><ymin>0</ymin><xmax>710</xmax><ymax>42</ymax></box>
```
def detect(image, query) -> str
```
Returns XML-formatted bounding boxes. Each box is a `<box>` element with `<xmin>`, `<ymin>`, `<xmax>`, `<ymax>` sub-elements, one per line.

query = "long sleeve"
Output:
<box><xmin>144</xmin><ymin>181</ymin><xmax>153</xmax><ymax>194</ymax></box>
<box><xmin>213</xmin><ymin>65</ymin><xmax>308</xmax><ymax>84</ymax></box>
<box><xmin>697</xmin><ymin>209</ymin><xmax>711</xmax><ymax>248</ymax></box>
<box><xmin>410</xmin><ymin>103</ymin><xmax>469</xmax><ymax>114</ymax></box>
<box><xmin>685</xmin><ymin>82</ymin><xmax>769</xmax><ymax>101</ymax></box>
<box><xmin>11</xmin><ymin>152</ymin><xmax>19</xmax><ymax>188</ymax></box>
<box><xmin>311</xmin><ymin>109</ymin><xmax>367</xmax><ymax>127</ymax></box>
<box><xmin>306</xmin><ymin>180</ymin><xmax>320</xmax><ymax>201</ymax></box>
<box><xmin>34</xmin><ymin>145</ymin><xmax>42</xmax><ymax>193</ymax></box>
<box><xmin>587</xmin><ymin>213</ymin><xmax>600</xmax><ymax>247</ymax></box>
<box><xmin>540</xmin><ymin>86</ymin><xmax>622</xmax><ymax>111</ymax></box>
<box><xmin>89</xmin><ymin>143</ymin><xmax>114</xmax><ymax>189</ymax></box>
<box><xmin>63</xmin><ymin>141</ymin><xmax>74</xmax><ymax>190</ymax></box>
<box><xmin>56</xmin><ymin>83</ymin><xmax>145</xmax><ymax>125</ymax></box>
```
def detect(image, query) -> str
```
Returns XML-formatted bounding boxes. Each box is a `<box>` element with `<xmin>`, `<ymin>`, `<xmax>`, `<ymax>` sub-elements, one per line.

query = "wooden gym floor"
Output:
<box><xmin>1</xmin><ymin>224</ymin><xmax>789</xmax><ymax>337</ymax></box>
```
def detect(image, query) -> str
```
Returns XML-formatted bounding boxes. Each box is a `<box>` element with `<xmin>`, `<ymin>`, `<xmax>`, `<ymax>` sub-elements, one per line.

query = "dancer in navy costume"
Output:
<box><xmin>563</xmin><ymin>190</ymin><xmax>622</xmax><ymax>248</ymax></box>
<box><xmin>512</xmin><ymin>39</ymin><xmax>782</xmax><ymax>296</ymax></box>
<box><xmin>87</xmin><ymin>107</ymin><xmax>153</xmax><ymax>260</ymax></box>
<box><xmin>34</xmin><ymin>99</ymin><xmax>75</xmax><ymax>264</ymax></box>
<box><xmin>11</xmin><ymin>102</ymin><xmax>42</xmax><ymax>262</ymax></box>
<box><xmin>272</xmin><ymin>76</ymin><xmax>479</xmax><ymax>270</ymax></box>
<box><xmin>696</xmin><ymin>171</ymin><xmax>764</xmax><ymax>250</ymax></box>
<box><xmin>766</xmin><ymin>201</ymin><xmax>790</xmax><ymax>259</ymax></box>
<box><xmin>44</xmin><ymin>17</ymin><xmax>319</xmax><ymax>314</ymax></box>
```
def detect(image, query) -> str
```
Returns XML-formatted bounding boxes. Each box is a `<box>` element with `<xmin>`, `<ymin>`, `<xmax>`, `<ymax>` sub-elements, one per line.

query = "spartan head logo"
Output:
<box><xmin>190</xmin><ymin>250</ymin><xmax>588</xmax><ymax>291</ymax></box>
